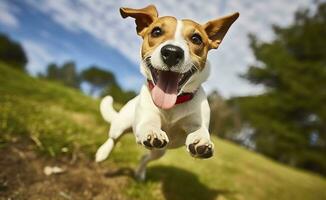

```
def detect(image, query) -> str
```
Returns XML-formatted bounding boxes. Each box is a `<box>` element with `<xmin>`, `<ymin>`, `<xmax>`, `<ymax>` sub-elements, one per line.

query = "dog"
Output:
<box><xmin>95</xmin><ymin>5</ymin><xmax>239</xmax><ymax>180</ymax></box>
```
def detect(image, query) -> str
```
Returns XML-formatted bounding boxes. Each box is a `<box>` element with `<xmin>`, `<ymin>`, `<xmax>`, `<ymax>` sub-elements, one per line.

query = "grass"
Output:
<box><xmin>0</xmin><ymin>62</ymin><xmax>106</xmax><ymax>156</ymax></box>
<box><xmin>0</xmin><ymin>63</ymin><xmax>326</xmax><ymax>200</ymax></box>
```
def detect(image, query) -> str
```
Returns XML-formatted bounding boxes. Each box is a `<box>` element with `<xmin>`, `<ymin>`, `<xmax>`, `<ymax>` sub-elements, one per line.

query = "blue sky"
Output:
<box><xmin>0</xmin><ymin>0</ymin><xmax>315</xmax><ymax>97</ymax></box>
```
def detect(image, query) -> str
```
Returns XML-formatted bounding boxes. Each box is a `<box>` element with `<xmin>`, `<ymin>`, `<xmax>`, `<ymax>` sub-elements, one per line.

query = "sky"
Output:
<box><xmin>0</xmin><ymin>0</ymin><xmax>316</xmax><ymax>98</ymax></box>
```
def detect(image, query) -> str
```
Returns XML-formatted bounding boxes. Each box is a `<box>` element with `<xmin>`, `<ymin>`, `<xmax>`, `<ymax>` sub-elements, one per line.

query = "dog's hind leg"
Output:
<box><xmin>135</xmin><ymin>149</ymin><xmax>165</xmax><ymax>181</ymax></box>
<box><xmin>95</xmin><ymin>96</ymin><xmax>138</xmax><ymax>162</ymax></box>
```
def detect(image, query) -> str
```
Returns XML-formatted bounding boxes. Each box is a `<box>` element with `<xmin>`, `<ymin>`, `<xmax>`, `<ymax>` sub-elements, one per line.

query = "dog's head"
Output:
<box><xmin>120</xmin><ymin>5</ymin><xmax>239</xmax><ymax>109</ymax></box>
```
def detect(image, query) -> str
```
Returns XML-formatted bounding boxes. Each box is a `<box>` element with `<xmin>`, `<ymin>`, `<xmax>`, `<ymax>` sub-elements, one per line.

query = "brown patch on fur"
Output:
<box><xmin>182</xmin><ymin>19</ymin><xmax>210</xmax><ymax>71</ymax></box>
<box><xmin>182</xmin><ymin>12</ymin><xmax>239</xmax><ymax>70</ymax></box>
<box><xmin>141</xmin><ymin>16</ymin><xmax>177</xmax><ymax>58</ymax></box>
<box><xmin>203</xmin><ymin>12</ymin><xmax>239</xmax><ymax>49</ymax></box>
<box><xmin>120</xmin><ymin>5</ymin><xmax>158</xmax><ymax>37</ymax></box>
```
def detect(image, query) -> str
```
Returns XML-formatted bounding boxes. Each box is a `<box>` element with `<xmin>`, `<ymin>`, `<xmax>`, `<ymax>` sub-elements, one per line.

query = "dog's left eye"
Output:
<box><xmin>191</xmin><ymin>33</ymin><xmax>202</xmax><ymax>45</ymax></box>
<box><xmin>151</xmin><ymin>27</ymin><xmax>163</xmax><ymax>37</ymax></box>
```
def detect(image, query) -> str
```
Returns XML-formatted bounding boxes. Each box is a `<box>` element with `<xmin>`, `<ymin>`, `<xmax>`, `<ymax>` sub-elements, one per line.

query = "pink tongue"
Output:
<box><xmin>151</xmin><ymin>71</ymin><xmax>179</xmax><ymax>109</ymax></box>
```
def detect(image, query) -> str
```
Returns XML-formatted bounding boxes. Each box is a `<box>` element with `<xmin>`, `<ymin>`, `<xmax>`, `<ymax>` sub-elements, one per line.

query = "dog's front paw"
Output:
<box><xmin>187</xmin><ymin>138</ymin><xmax>214</xmax><ymax>159</ymax></box>
<box><xmin>139</xmin><ymin>130</ymin><xmax>169</xmax><ymax>149</ymax></box>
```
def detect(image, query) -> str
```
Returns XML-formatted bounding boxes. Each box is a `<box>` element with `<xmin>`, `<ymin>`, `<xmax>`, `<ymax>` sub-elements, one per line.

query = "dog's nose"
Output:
<box><xmin>161</xmin><ymin>45</ymin><xmax>184</xmax><ymax>67</ymax></box>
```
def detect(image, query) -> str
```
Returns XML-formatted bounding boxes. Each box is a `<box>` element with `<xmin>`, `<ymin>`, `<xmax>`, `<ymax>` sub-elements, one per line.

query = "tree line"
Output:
<box><xmin>38</xmin><ymin>62</ymin><xmax>136</xmax><ymax>103</ymax></box>
<box><xmin>0</xmin><ymin>32</ymin><xmax>135</xmax><ymax>103</ymax></box>
<box><xmin>0</xmin><ymin>33</ymin><xmax>27</xmax><ymax>71</ymax></box>
<box><xmin>210</xmin><ymin>2</ymin><xmax>326</xmax><ymax>175</ymax></box>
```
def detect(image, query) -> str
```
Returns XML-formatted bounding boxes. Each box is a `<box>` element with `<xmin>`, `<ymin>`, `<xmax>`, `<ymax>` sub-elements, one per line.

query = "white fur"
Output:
<box><xmin>150</xmin><ymin>20</ymin><xmax>192</xmax><ymax>74</ymax></box>
<box><xmin>100</xmin><ymin>96</ymin><xmax>117</xmax><ymax>123</ymax></box>
<box><xmin>95</xmin><ymin>96</ymin><xmax>137</xmax><ymax>162</ymax></box>
<box><xmin>96</xmin><ymin>19</ymin><xmax>214</xmax><ymax>180</ymax></box>
<box><xmin>95</xmin><ymin>138</ymin><xmax>114</xmax><ymax>162</ymax></box>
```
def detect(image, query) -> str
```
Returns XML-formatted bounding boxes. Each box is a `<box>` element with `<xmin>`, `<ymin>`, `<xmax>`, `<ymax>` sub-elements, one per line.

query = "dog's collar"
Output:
<box><xmin>147</xmin><ymin>80</ymin><xmax>195</xmax><ymax>105</ymax></box>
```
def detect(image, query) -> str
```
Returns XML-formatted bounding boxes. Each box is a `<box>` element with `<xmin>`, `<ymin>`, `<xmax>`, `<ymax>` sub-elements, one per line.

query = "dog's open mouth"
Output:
<box><xmin>145</xmin><ymin>57</ymin><xmax>197</xmax><ymax>109</ymax></box>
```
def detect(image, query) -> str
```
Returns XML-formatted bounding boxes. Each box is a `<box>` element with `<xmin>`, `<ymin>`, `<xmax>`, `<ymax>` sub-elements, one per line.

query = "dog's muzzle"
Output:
<box><xmin>161</xmin><ymin>44</ymin><xmax>184</xmax><ymax>67</ymax></box>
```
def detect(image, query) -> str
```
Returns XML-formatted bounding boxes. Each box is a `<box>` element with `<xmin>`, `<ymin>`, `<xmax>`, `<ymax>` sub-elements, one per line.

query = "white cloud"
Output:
<box><xmin>26</xmin><ymin>0</ymin><xmax>315</xmax><ymax>97</ymax></box>
<box><xmin>21</xmin><ymin>40</ymin><xmax>69</xmax><ymax>76</ymax></box>
<box><xmin>21</xmin><ymin>40</ymin><xmax>54</xmax><ymax>75</ymax></box>
<box><xmin>124</xmin><ymin>75</ymin><xmax>144</xmax><ymax>92</ymax></box>
<box><xmin>0</xmin><ymin>1</ymin><xmax>19</xmax><ymax>28</ymax></box>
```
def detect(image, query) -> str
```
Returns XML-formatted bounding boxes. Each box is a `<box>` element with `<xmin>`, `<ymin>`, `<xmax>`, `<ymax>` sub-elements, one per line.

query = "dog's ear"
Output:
<box><xmin>203</xmin><ymin>12</ymin><xmax>239</xmax><ymax>49</ymax></box>
<box><xmin>120</xmin><ymin>5</ymin><xmax>158</xmax><ymax>37</ymax></box>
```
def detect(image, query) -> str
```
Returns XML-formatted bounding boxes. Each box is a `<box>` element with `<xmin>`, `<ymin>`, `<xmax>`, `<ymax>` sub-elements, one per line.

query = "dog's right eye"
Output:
<box><xmin>151</xmin><ymin>27</ymin><xmax>163</xmax><ymax>37</ymax></box>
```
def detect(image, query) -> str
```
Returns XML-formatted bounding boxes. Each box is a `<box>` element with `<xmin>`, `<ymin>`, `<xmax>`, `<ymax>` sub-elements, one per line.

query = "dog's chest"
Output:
<box><xmin>162</xmin><ymin>124</ymin><xmax>187</xmax><ymax>148</ymax></box>
<box><xmin>160</xmin><ymin>112</ymin><xmax>190</xmax><ymax>148</ymax></box>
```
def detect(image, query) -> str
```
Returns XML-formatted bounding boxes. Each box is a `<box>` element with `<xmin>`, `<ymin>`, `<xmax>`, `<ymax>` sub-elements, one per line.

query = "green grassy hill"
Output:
<box><xmin>0</xmin><ymin>63</ymin><xmax>325</xmax><ymax>200</ymax></box>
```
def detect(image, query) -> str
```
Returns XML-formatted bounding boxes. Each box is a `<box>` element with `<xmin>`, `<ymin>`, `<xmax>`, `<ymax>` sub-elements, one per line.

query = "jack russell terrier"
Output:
<box><xmin>96</xmin><ymin>5</ymin><xmax>239</xmax><ymax>180</ymax></box>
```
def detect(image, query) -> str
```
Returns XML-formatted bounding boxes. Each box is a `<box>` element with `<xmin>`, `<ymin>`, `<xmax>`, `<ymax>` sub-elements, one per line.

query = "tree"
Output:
<box><xmin>208</xmin><ymin>91</ymin><xmax>241</xmax><ymax>139</ymax></box>
<box><xmin>81</xmin><ymin>66</ymin><xmax>116</xmax><ymax>95</ymax></box>
<box><xmin>45</xmin><ymin>63</ymin><xmax>60</xmax><ymax>80</ymax></box>
<box><xmin>101</xmin><ymin>83</ymin><xmax>136</xmax><ymax>104</ymax></box>
<box><xmin>60</xmin><ymin>61</ymin><xmax>80</xmax><ymax>89</ymax></box>
<box><xmin>81</xmin><ymin>66</ymin><xmax>136</xmax><ymax>102</ymax></box>
<box><xmin>41</xmin><ymin>62</ymin><xmax>136</xmax><ymax>102</ymax></box>
<box><xmin>42</xmin><ymin>61</ymin><xmax>81</xmax><ymax>89</ymax></box>
<box><xmin>81</xmin><ymin>66</ymin><xmax>136</xmax><ymax>103</ymax></box>
<box><xmin>233</xmin><ymin>2</ymin><xmax>326</xmax><ymax>175</ymax></box>
<box><xmin>0</xmin><ymin>33</ymin><xmax>27</xmax><ymax>71</ymax></box>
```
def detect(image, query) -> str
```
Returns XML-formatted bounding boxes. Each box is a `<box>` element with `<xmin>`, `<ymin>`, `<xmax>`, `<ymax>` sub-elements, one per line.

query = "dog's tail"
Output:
<box><xmin>96</xmin><ymin>96</ymin><xmax>117</xmax><ymax>162</ymax></box>
<box><xmin>100</xmin><ymin>95</ymin><xmax>117</xmax><ymax>123</ymax></box>
<box><xmin>96</xmin><ymin>95</ymin><xmax>135</xmax><ymax>162</ymax></box>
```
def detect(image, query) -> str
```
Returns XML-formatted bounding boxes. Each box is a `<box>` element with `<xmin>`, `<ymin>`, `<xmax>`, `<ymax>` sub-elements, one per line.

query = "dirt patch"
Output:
<box><xmin>0</xmin><ymin>139</ymin><xmax>131</xmax><ymax>200</ymax></box>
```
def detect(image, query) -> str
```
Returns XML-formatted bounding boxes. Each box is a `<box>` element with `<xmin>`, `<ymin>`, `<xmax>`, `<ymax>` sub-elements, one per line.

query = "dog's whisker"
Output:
<box><xmin>191</xmin><ymin>63</ymin><xmax>199</xmax><ymax>72</ymax></box>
